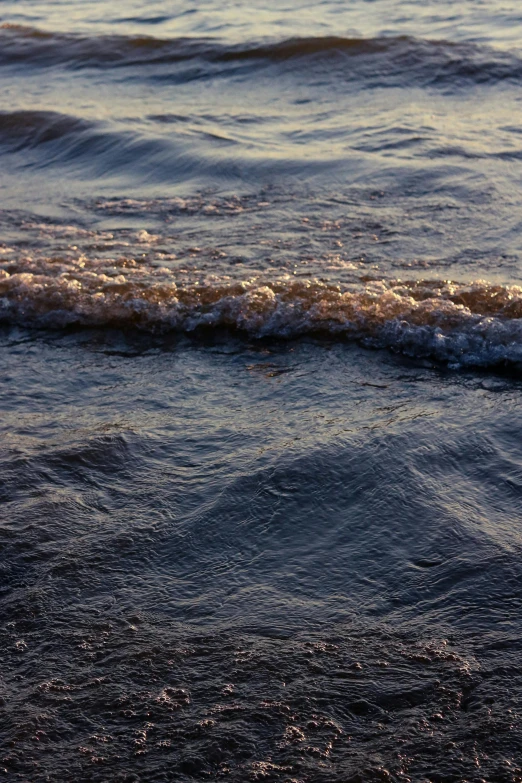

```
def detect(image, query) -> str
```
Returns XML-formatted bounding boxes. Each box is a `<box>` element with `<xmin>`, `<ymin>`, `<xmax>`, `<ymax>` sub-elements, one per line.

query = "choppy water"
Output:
<box><xmin>2</xmin><ymin>1</ymin><xmax>522</xmax><ymax>781</ymax></box>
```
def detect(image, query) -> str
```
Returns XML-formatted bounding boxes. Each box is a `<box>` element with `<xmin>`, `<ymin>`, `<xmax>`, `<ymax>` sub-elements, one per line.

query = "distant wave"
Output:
<box><xmin>2</xmin><ymin>24</ymin><xmax>522</xmax><ymax>87</ymax></box>
<box><xmin>1</xmin><ymin>255</ymin><xmax>522</xmax><ymax>367</ymax></box>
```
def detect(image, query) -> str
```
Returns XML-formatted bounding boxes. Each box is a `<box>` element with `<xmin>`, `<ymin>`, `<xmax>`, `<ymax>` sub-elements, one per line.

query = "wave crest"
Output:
<box><xmin>1</xmin><ymin>254</ymin><xmax>522</xmax><ymax>367</ymax></box>
<box><xmin>1</xmin><ymin>25</ymin><xmax>521</xmax><ymax>88</ymax></box>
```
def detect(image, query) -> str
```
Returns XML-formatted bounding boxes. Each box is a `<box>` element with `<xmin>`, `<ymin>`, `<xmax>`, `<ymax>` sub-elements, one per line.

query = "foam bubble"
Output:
<box><xmin>1</xmin><ymin>251</ymin><xmax>522</xmax><ymax>367</ymax></box>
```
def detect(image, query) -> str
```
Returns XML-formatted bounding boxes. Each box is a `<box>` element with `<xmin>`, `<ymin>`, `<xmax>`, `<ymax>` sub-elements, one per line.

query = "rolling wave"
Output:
<box><xmin>0</xmin><ymin>110</ymin><xmax>165</xmax><ymax>176</ymax></box>
<box><xmin>1</xmin><ymin>253</ymin><xmax>522</xmax><ymax>367</ymax></box>
<box><xmin>0</xmin><ymin>110</ymin><xmax>93</xmax><ymax>153</ymax></box>
<box><xmin>2</xmin><ymin>24</ymin><xmax>522</xmax><ymax>87</ymax></box>
<box><xmin>0</xmin><ymin>109</ymin><xmax>339</xmax><ymax>183</ymax></box>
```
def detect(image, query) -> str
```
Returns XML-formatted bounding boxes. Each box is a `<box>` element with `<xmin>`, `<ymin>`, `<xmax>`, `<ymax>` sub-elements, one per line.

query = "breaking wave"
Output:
<box><xmin>1</xmin><ymin>253</ymin><xmax>522</xmax><ymax>367</ymax></box>
<box><xmin>2</xmin><ymin>24</ymin><xmax>522</xmax><ymax>88</ymax></box>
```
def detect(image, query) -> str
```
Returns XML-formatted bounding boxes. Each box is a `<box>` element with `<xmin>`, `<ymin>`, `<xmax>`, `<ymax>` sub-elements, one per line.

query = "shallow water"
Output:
<box><xmin>1</xmin><ymin>1</ymin><xmax>522</xmax><ymax>780</ymax></box>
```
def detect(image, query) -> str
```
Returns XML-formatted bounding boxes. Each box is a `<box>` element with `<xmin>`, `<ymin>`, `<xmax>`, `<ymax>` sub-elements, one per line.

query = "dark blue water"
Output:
<box><xmin>1</xmin><ymin>2</ymin><xmax>522</xmax><ymax>780</ymax></box>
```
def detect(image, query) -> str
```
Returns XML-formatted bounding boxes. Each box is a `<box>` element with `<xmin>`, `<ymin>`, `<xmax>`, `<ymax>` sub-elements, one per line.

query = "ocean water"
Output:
<box><xmin>2</xmin><ymin>1</ymin><xmax>522</xmax><ymax>780</ymax></box>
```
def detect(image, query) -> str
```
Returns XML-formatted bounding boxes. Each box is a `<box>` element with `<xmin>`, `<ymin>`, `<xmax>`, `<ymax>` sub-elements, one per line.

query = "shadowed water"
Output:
<box><xmin>2</xmin><ymin>331</ymin><xmax>522</xmax><ymax>780</ymax></box>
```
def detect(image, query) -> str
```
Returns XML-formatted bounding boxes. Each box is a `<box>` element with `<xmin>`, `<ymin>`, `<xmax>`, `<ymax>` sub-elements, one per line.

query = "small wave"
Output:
<box><xmin>0</xmin><ymin>110</ymin><xmax>156</xmax><ymax>176</ymax></box>
<box><xmin>0</xmin><ymin>24</ymin><xmax>224</xmax><ymax>69</ymax></box>
<box><xmin>1</xmin><ymin>254</ymin><xmax>522</xmax><ymax>368</ymax></box>
<box><xmin>1</xmin><ymin>24</ymin><xmax>522</xmax><ymax>87</ymax></box>
<box><xmin>0</xmin><ymin>110</ymin><xmax>93</xmax><ymax>153</ymax></box>
<box><xmin>0</xmin><ymin>109</ymin><xmax>335</xmax><ymax>184</ymax></box>
<box><xmin>0</xmin><ymin>110</ymin><xmax>219</xmax><ymax>181</ymax></box>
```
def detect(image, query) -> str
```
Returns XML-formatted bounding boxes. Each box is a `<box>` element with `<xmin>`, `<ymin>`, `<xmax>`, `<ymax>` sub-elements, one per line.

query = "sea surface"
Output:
<box><xmin>1</xmin><ymin>1</ymin><xmax>522</xmax><ymax>781</ymax></box>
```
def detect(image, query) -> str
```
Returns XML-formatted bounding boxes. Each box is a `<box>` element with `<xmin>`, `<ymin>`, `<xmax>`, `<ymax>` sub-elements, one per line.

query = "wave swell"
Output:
<box><xmin>0</xmin><ymin>110</ymin><xmax>217</xmax><ymax>181</ymax></box>
<box><xmin>1</xmin><ymin>254</ymin><xmax>522</xmax><ymax>367</ymax></box>
<box><xmin>2</xmin><ymin>25</ymin><xmax>522</xmax><ymax>87</ymax></box>
<box><xmin>0</xmin><ymin>110</ymin><xmax>93</xmax><ymax>153</ymax></box>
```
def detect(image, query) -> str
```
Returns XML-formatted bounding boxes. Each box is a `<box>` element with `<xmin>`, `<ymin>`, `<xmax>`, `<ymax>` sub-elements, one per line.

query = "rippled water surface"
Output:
<box><xmin>2</xmin><ymin>1</ymin><xmax>522</xmax><ymax>781</ymax></box>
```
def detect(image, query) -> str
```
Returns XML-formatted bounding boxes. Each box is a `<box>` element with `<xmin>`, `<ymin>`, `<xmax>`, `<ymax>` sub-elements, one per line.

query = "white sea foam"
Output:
<box><xmin>1</xmin><ymin>253</ymin><xmax>522</xmax><ymax>367</ymax></box>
